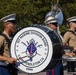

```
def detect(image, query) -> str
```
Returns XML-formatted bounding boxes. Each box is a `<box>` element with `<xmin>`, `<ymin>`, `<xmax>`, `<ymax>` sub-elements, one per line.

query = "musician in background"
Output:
<box><xmin>62</xmin><ymin>16</ymin><xmax>76</xmax><ymax>75</ymax></box>
<box><xmin>63</xmin><ymin>16</ymin><xmax>76</xmax><ymax>56</ymax></box>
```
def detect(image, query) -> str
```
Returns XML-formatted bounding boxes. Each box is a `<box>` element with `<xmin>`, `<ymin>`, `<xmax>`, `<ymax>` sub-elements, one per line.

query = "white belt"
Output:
<box><xmin>0</xmin><ymin>62</ymin><xmax>7</xmax><ymax>66</ymax></box>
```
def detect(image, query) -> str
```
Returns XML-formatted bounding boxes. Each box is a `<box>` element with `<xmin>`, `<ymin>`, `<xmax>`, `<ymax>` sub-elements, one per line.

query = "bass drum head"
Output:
<box><xmin>10</xmin><ymin>24</ymin><xmax>62</xmax><ymax>73</ymax></box>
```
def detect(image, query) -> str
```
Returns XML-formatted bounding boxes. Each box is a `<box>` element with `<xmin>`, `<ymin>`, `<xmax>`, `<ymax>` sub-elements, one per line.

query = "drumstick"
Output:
<box><xmin>17</xmin><ymin>55</ymin><xmax>30</xmax><ymax>60</ymax></box>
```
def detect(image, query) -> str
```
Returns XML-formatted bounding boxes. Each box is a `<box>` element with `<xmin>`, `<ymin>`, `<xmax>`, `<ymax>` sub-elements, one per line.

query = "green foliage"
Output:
<box><xmin>0</xmin><ymin>0</ymin><xmax>76</xmax><ymax>34</ymax></box>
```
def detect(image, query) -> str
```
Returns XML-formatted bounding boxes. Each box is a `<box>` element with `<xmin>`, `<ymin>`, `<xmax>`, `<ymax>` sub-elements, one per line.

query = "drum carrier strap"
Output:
<box><xmin>66</xmin><ymin>30</ymin><xmax>76</xmax><ymax>44</ymax></box>
<box><xmin>67</xmin><ymin>30</ymin><xmax>76</xmax><ymax>35</ymax></box>
<box><xmin>1</xmin><ymin>33</ymin><xmax>11</xmax><ymax>48</ymax></box>
<box><xmin>0</xmin><ymin>33</ymin><xmax>11</xmax><ymax>56</ymax></box>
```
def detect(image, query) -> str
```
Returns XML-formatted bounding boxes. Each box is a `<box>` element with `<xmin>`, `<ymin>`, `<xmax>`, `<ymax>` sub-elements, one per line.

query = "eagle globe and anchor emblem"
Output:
<box><xmin>10</xmin><ymin>26</ymin><xmax>53</xmax><ymax>74</ymax></box>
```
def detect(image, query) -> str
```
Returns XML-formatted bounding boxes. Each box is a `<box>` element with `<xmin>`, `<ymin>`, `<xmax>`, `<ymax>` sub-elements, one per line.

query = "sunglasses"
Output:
<box><xmin>72</xmin><ymin>21</ymin><xmax>76</xmax><ymax>24</ymax></box>
<box><xmin>51</xmin><ymin>22</ymin><xmax>58</xmax><ymax>27</ymax></box>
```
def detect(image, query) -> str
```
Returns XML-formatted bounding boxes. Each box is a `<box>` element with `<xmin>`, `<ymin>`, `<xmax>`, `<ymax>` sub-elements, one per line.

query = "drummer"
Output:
<box><xmin>44</xmin><ymin>15</ymin><xmax>64</xmax><ymax>75</ymax></box>
<box><xmin>63</xmin><ymin>16</ymin><xmax>76</xmax><ymax>55</ymax></box>
<box><xmin>62</xmin><ymin>16</ymin><xmax>76</xmax><ymax>75</ymax></box>
<box><xmin>0</xmin><ymin>14</ymin><xmax>17</xmax><ymax>75</ymax></box>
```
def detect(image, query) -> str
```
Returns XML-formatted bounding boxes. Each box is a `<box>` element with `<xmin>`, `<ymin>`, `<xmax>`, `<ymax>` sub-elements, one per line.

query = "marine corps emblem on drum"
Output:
<box><xmin>10</xmin><ymin>25</ymin><xmax>53</xmax><ymax>73</ymax></box>
<box><xmin>10</xmin><ymin>25</ymin><xmax>62</xmax><ymax>74</ymax></box>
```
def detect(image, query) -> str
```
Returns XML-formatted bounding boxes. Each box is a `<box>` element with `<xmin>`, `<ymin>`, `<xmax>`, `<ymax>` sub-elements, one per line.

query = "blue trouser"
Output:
<box><xmin>0</xmin><ymin>66</ymin><xmax>10</xmax><ymax>75</ymax></box>
<box><xmin>46</xmin><ymin>61</ymin><xmax>63</xmax><ymax>75</ymax></box>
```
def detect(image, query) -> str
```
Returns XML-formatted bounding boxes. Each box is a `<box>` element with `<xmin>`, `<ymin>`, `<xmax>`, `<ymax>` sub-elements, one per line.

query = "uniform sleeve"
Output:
<box><xmin>62</xmin><ymin>32</ymin><xmax>74</xmax><ymax>50</ymax></box>
<box><xmin>62</xmin><ymin>32</ymin><xmax>71</xmax><ymax>44</ymax></box>
<box><xmin>0</xmin><ymin>35</ymin><xmax>5</xmax><ymax>48</ymax></box>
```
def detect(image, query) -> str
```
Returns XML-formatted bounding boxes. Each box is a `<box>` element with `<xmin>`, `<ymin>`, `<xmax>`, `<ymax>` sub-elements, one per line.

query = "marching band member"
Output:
<box><xmin>62</xmin><ymin>16</ymin><xmax>76</xmax><ymax>75</ymax></box>
<box><xmin>0</xmin><ymin>14</ymin><xmax>17</xmax><ymax>75</ymax></box>
<box><xmin>63</xmin><ymin>16</ymin><xmax>76</xmax><ymax>56</ymax></box>
<box><xmin>44</xmin><ymin>15</ymin><xmax>64</xmax><ymax>75</ymax></box>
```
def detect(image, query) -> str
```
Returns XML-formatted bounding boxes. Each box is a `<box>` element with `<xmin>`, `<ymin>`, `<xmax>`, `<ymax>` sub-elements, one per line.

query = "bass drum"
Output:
<box><xmin>10</xmin><ymin>24</ymin><xmax>62</xmax><ymax>74</ymax></box>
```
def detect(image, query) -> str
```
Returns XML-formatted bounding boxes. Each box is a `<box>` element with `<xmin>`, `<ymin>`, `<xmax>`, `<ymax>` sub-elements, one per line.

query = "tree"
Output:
<box><xmin>0</xmin><ymin>0</ymin><xmax>76</xmax><ymax>34</ymax></box>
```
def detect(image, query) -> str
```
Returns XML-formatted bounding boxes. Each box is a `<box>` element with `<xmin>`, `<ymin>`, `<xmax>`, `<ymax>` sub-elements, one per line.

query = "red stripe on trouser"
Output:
<box><xmin>52</xmin><ymin>69</ymin><xmax>54</xmax><ymax>75</ymax></box>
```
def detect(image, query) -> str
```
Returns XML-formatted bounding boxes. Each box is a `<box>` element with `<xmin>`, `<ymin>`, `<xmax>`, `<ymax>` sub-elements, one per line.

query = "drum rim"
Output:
<box><xmin>10</xmin><ymin>26</ymin><xmax>53</xmax><ymax>73</ymax></box>
<box><xmin>65</xmin><ymin>57</ymin><xmax>76</xmax><ymax>61</ymax></box>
